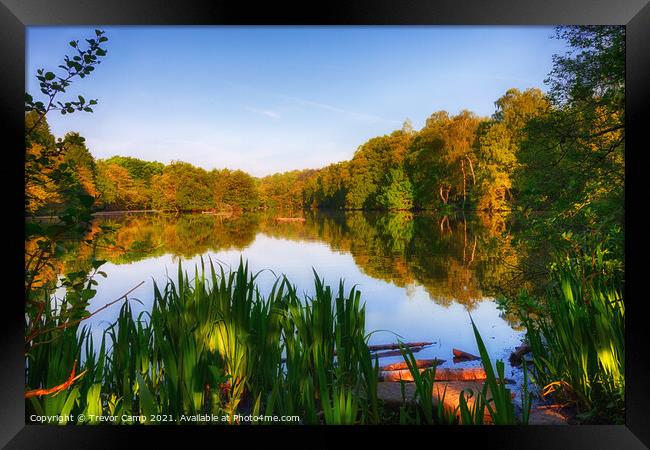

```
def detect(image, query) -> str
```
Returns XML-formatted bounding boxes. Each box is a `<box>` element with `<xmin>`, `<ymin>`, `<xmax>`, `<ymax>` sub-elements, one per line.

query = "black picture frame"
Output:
<box><xmin>2</xmin><ymin>0</ymin><xmax>649</xmax><ymax>448</ymax></box>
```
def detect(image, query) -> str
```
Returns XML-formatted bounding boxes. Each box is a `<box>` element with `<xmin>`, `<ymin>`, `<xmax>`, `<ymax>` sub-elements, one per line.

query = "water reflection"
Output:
<box><xmin>30</xmin><ymin>210</ymin><xmax>532</xmax><ymax>312</ymax></box>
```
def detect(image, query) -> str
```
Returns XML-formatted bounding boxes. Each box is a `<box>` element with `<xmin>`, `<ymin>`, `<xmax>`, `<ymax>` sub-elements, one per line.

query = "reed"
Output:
<box><xmin>521</xmin><ymin>253</ymin><xmax>625</xmax><ymax>422</ymax></box>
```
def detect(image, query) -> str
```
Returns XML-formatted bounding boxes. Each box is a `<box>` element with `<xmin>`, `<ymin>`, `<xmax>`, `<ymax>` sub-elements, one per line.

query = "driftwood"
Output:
<box><xmin>452</xmin><ymin>348</ymin><xmax>479</xmax><ymax>361</ymax></box>
<box><xmin>379</xmin><ymin>367</ymin><xmax>487</xmax><ymax>383</ymax></box>
<box><xmin>368</xmin><ymin>342</ymin><xmax>433</xmax><ymax>352</ymax></box>
<box><xmin>282</xmin><ymin>342</ymin><xmax>434</xmax><ymax>362</ymax></box>
<box><xmin>372</xmin><ymin>347</ymin><xmax>427</xmax><ymax>358</ymax></box>
<box><xmin>379</xmin><ymin>359</ymin><xmax>445</xmax><ymax>372</ymax></box>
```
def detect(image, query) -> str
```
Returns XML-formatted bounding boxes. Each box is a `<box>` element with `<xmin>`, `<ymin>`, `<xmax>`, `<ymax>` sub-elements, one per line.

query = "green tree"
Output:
<box><xmin>514</xmin><ymin>26</ymin><xmax>624</xmax><ymax>260</ymax></box>
<box><xmin>405</xmin><ymin>111</ymin><xmax>482</xmax><ymax>209</ymax></box>
<box><xmin>102</xmin><ymin>155</ymin><xmax>164</xmax><ymax>185</ymax></box>
<box><xmin>376</xmin><ymin>167</ymin><xmax>414</xmax><ymax>210</ymax></box>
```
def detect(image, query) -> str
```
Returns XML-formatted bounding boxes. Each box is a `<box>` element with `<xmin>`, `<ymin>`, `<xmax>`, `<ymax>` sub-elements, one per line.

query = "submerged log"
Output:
<box><xmin>379</xmin><ymin>367</ymin><xmax>487</xmax><ymax>383</ymax></box>
<box><xmin>452</xmin><ymin>348</ymin><xmax>479</xmax><ymax>361</ymax></box>
<box><xmin>379</xmin><ymin>358</ymin><xmax>446</xmax><ymax>372</ymax></box>
<box><xmin>373</xmin><ymin>349</ymin><xmax>422</xmax><ymax>358</ymax></box>
<box><xmin>372</xmin><ymin>347</ymin><xmax>427</xmax><ymax>358</ymax></box>
<box><xmin>368</xmin><ymin>341</ymin><xmax>433</xmax><ymax>352</ymax></box>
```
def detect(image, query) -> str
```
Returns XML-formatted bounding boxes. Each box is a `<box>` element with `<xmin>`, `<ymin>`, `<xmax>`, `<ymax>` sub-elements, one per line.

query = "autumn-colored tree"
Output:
<box><xmin>258</xmin><ymin>169</ymin><xmax>316</xmax><ymax>211</ymax></box>
<box><xmin>61</xmin><ymin>132</ymin><xmax>100</xmax><ymax>202</ymax></box>
<box><xmin>474</xmin><ymin>88</ymin><xmax>550</xmax><ymax>211</ymax></box>
<box><xmin>96</xmin><ymin>161</ymin><xmax>149</xmax><ymax>210</ymax></box>
<box><xmin>150</xmin><ymin>161</ymin><xmax>214</xmax><ymax>211</ymax></box>
<box><xmin>25</xmin><ymin>113</ymin><xmax>64</xmax><ymax>214</ymax></box>
<box><xmin>223</xmin><ymin>169</ymin><xmax>259</xmax><ymax>211</ymax></box>
<box><xmin>102</xmin><ymin>155</ymin><xmax>164</xmax><ymax>184</ymax></box>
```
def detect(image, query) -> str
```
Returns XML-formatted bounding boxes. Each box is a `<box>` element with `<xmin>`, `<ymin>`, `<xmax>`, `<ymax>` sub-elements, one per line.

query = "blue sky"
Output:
<box><xmin>27</xmin><ymin>26</ymin><xmax>568</xmax><ymax>177</ymax></box>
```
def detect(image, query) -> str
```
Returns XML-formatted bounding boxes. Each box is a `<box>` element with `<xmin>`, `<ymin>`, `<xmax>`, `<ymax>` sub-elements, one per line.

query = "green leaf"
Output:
<box><xmin>91</xmin><ymin>259</ymin><xmax>107</xmax><ymax>270</ymax></box>
<box><xmin>136</xmin><ymin>372</ymin><xmax>157</xmax><ymax>417</ymax></box>
<box><xmin>59</xmin><ymin>388</ymin><xmax>80</xmax><ymax>423</ymax></box>
<box><xmin>44</xmin><ymin>72</ymin><xmax>55</xmax><ymax>81</ymax></box>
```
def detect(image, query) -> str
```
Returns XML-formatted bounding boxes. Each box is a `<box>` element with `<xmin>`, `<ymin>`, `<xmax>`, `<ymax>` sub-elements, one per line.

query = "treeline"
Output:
<box><xmin>25</xmin><ymin>120</ymin><xmax>261</xmax><ymax>213</ymax></box>
<box><xmin>25</xmin><ymin>115</ymin><xmax>319</xmax><ymax>214</ymax></box>
<box><xmin>23</xmin><ymin>88</ymin><xmax>550</xmax><ymax>215</ymax></box>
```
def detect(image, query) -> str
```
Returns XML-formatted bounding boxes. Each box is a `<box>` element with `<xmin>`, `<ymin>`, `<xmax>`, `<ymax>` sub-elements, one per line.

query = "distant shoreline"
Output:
<box><xmin>92</xmin><ymin>210</ymin><xmax>159</xmax><ymax>216</ymax></box>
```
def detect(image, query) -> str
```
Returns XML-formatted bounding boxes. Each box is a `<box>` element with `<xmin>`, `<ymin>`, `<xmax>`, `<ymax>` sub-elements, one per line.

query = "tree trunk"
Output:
<box><xmin>466</xmin><ymin>156</ymin><xmax>476</xmax><ymax>186</ymax></box>
<box><xmin>461</xmin><ymin>159</ymin><xmax>467</xmax><ymax>209</ymax></box>
<box><xmin>462</xmin><ymin>215</ymin><xmax>467</xmax><ymax>263</ymax></box>
<box><xmin>468</xmin><ymin>235</ymin><xmax>477</xmax><ymax>265</ymax></box>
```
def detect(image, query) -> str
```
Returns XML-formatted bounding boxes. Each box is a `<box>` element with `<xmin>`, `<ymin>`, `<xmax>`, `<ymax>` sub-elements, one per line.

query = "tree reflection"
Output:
<box><xmin>31</xmin><ymin>210</ymin><xmax>537</xmax><ymax>310</ymax></box>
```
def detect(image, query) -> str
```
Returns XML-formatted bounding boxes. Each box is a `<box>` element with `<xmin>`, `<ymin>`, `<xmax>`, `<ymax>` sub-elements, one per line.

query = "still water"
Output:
<box><xmin>49</xmin><ymin>210</ymin><xmax>527</xmax><ymax>378</ymax></box>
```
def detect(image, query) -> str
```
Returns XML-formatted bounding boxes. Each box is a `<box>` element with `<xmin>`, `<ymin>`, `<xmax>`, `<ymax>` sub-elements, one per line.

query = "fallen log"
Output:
<box><xmin>379</xmin><ymin>367</ymin><xmax>487</xmax><ymax>382</ymax></box>
<box><xmin>379</xmin><ymin>358</ymin><xmax>445</xmax><ymax>372</ymax></box>
<box><xmin>372</xmin><ymin>347</ymin><xmax>426</xmax><ymax>358</ymax></box>
<box><xmin>368</xmin><ymin>341</ymin><xmax>433</xmax><ymax>352</ymax></box>
<box><xmin>452</xmin><ymin>348</ymin><xmax>479</xmax><ymax>361</ymax></box>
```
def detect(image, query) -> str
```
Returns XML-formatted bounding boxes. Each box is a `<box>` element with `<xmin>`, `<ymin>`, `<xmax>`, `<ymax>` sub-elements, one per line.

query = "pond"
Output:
<box><xmin>44</xmin><ymin>210</ymin><xmax>531</xmax><ymax>383</ymax></box>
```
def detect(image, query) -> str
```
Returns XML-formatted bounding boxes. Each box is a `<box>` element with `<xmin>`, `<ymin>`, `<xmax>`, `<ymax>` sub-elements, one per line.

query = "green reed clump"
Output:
<box><xmin>25</xmin><ymin>258</ymin><xmax>381</xmax><ymax>425</ymax></box>
<box><xmin>276</xmin><ymin>271</ymin><xmax>379</xmax><ymax>424</ymax></box>
<box><xmin>521</xmin><ymin>250</ymin><xmax>625</xmax><ymax>423</ymax></box>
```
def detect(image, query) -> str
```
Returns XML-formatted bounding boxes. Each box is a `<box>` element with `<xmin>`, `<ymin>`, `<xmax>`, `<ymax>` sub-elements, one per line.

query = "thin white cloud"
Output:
<box><xmin>279</xmin><ymin>94</ymin><xmax>401</xmax><ymax>126</ymax></box>
<box><xmin>223</xmin><ymin>80</ymin><xmax>400</xmax><ymax>126</ymax></box>
<box><xmin>245</xmin><ymin>107</ymin><xmax>281</xmax><ymax>120</ymax></box>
